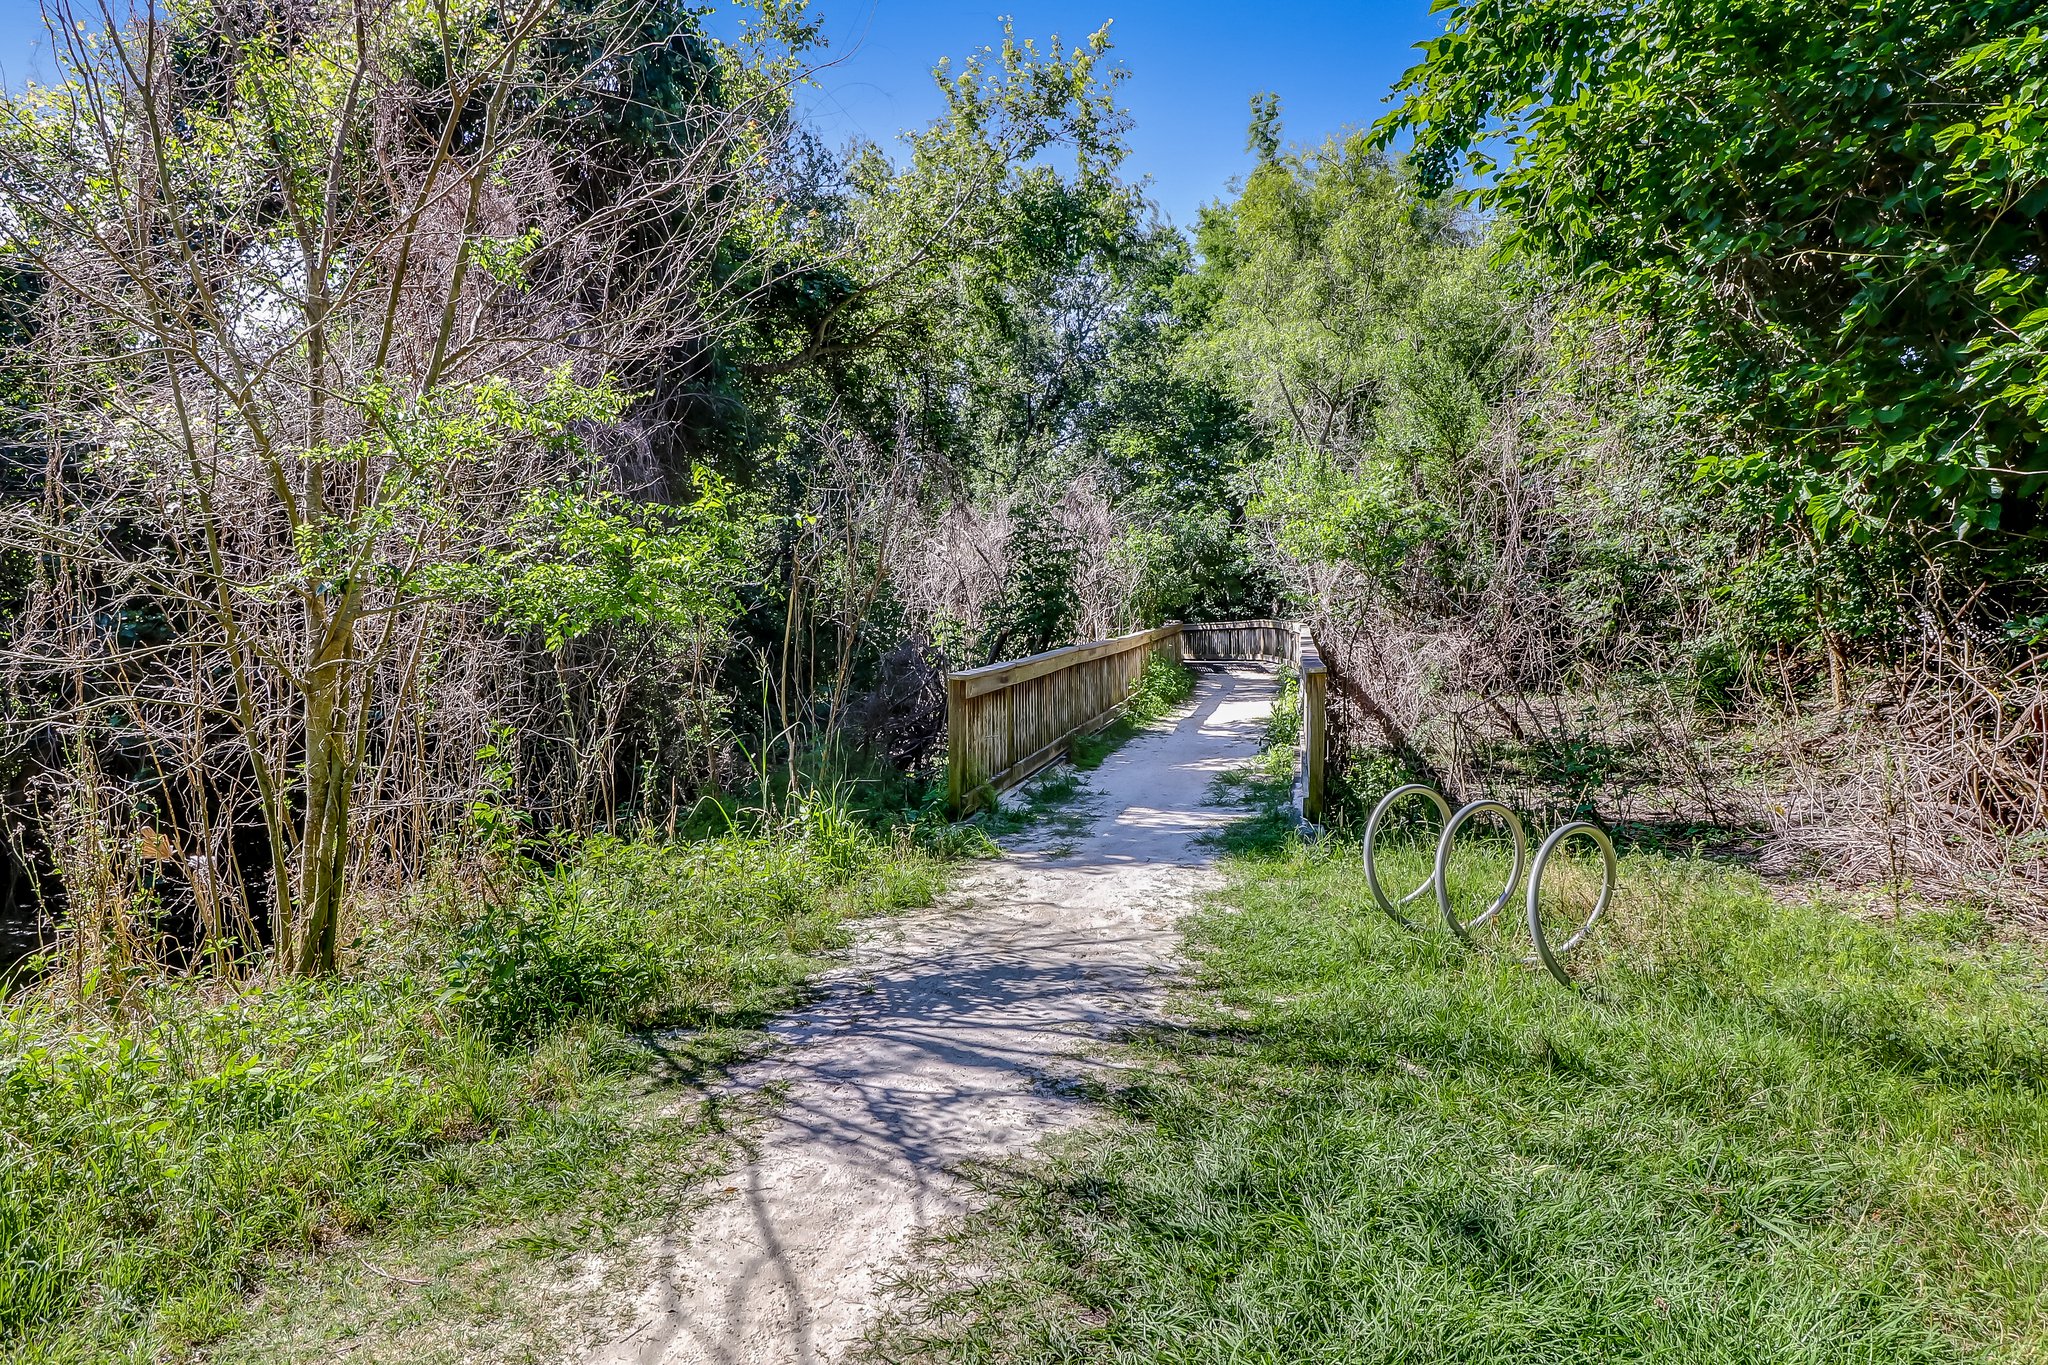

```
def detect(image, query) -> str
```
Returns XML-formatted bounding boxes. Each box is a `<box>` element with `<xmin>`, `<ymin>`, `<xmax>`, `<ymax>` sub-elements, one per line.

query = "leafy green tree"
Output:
<box><xmin>812</xmin><ymin>22</ymin><xmax>1149</xmax><ymax>487</ymax></box>
<box><xmin>1183</xmin><ymin>129</ymin><xmax>1524</xmax><ymax>612</ymax></box>
<box><xmin>1385</xmin><ymin>0</ymin><xmax>2048</xmax><ymax>587</ymax></box>
<box><xmin>1111</xmin><ymin>497</ymin><xmax>1272</xmax><ymax>626</ymax></box>
<box><xmin>1182</xmin><ymin>107</ymin><xmax>1754</xmax><ymax>755</ymax></box>
<box><xmin>978</xmin><ymin>499</ymin><xmax>1081</xmax><ymax>661</ymax></box>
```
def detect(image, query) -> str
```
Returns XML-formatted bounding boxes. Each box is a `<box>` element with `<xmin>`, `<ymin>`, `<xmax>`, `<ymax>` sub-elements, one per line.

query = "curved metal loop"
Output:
<box><xmin>1435</xmin><ymin>800</ymin><xmax>1528</xmax><ymax>945</ymax></box>
<box><xmin>1525</xmin><ymin>821</ymin><xmax>1618</xmax><ymax>988</ymax></box>
<box><xmin>1363</xmin><ymin>784</ymin><xmax>1452</xmax><ymax>930</ymax></box>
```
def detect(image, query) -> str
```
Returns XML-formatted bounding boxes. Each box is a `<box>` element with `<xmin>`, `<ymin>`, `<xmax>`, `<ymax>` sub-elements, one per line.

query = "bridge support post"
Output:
<box><xmin>945</xmin><ymin>672</ymin><xmax>969</xmax><ymax>819</ymax></box>
<box><xmin>1297</xmin><ymin>625</ymin><xmax>1327</xmax><ymax>826</ymax></box>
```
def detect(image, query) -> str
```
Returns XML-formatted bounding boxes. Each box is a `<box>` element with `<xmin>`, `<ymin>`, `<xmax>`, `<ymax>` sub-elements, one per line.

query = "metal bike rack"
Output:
<box><xmin>1434</xmin><ymin>800</ymin><xmax>1528</xmax><ymax>945</ymax></box>
<box><xmin>1525</xmin><ymin>821</ymin><xmax>1618</xmax><ymax>988</ymax></box>
<box><xmin>1363</xmin><ymin>783</ymin><xmax>1451</xmax><ymax>930</ymax></box>
<box><xmin>1360</xmin><ymin>786</ymin><xmax>1618</xmax><ymax>986</ymax></box>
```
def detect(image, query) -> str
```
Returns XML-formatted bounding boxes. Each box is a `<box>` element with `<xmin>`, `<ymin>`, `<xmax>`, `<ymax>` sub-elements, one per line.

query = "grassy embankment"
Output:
<box><xmin>2</xmin><ymin>796</ymin><xmax>967</xmax><ymax>1363</ymax></box>
<box><xmin>887</xmin><ymin>768</ymin><xmax>2048</xmax><ymax>1363</ymax></box>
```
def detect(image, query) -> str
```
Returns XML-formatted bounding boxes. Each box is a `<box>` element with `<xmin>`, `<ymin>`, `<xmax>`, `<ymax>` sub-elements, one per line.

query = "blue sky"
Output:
<box><xmin>789</xmin><ymin>2</ymin><xmax>1445</xmax><ymax>227</ymax></box>
<box><xmin>0</xmin><ymin>1</ymin><xmax>1446</xmax><ymax>228</ymax></box>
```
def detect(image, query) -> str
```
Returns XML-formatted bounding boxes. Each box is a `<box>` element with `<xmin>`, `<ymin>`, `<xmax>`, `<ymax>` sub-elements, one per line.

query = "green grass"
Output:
<box><xmin>983</xmin><ymin>770</ymin><xmax>1094</xmax><ymax>850</ymax></box>
<box><xmin>1069</xmin><ymin>655</ymin><xmax>1197</xmax><ymax>770</ymax></box>
<box><xmin>1</xmin><ymin>816</ymin><xmax>950</xmax><ymax>1362</ymax></box>
<box><xmin>881</xmin><ymin>832</ymin><xmax>2048</xmax><ymax>1363</ymax></box>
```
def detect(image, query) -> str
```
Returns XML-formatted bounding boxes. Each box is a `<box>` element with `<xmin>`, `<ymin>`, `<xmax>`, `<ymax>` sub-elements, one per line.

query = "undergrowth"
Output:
<box><xmin>1</xmin><ymin>809</ymin><xmax>952</xmax><ymax>1362</ymax></box>
<box><xmin>882</xmin><ymin>832</ymin><xmax>2048</xmax><ymax>1363</ymax></box>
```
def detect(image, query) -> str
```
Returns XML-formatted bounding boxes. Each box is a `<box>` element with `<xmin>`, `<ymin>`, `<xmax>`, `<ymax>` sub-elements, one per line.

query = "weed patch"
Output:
<box><xmin>882</xmin><ymin>835</ymin><xmax>2048</xmax><ymax>1363</ymax></box>
<box><xmin>983</xmin><ymin>770</ymin><xmax>1092</xmax><ymax>842</ymax></box>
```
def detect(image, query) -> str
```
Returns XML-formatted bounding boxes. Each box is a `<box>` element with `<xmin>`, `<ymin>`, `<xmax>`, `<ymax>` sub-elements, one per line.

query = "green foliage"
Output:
<box><xmin>1325</xmin><ymin>744</ymin><xmax>1432</xmax><ymax>827</ymax></box>
<box><xmin>1186</xmin><ymin>130</ymin><xmax>1538</xmax><ymax>605</ymax></box>
<box><xmin>1193</xmin><ymin>123</ymin><xmax>1747</xmax><ymax>693</ymax></box>
<box><xmin>1128</xmin><ymin>651</ymin><xmax>1198</xmax><ymax>719</ymax></box>
<box><xmin>746</xmin><ymin>21</ymin><xmax>1145</xmax><ymax>484</ymax></box>
<box><xmin>1084</xmin><ymin>229</ymin><xmax>1275</xmax><ymax>625</ymax></box>
<box><xmin>1250</xmin><ymin>449</ymin><xmax>1460</xmax><ymax>598</ymax></box>
<box><xmin>447</xmin><ymin>895</ymin><xmax>667</xmax><ymax>1046</ymax></box>
<box><xmin>1111</xmin><ymin>496</ymin><xmax>1270</xmax><ymax>628</ymax></box>
<box><xmin>446</xmin><ymin>825</ymin><xmax>938</xmax><ymax>1044</ymax></box>
<box><xmin>1387</xmin><ymin>0</ymin><xmax>2048</xmax><ymax>583</ymax></box>
<box><xmin>1722</xmin><ymin>537</ymin><xmax>1913</xmax><ymax>654</ymax></box>
<box><xmin>1186</xmin><ymin>132</ymin><xmax>1483</xmax><ymax>473</ymax></box>
<box><xmin>893</xmin><ymin>842</ymin><xmax>2048</xmax><ymax>1362</ymax></box>
<box><xmin>0</xmin><ymin>817</ymin><xmax>947</xmax><ymax>1357</ymax></box>
<box><xmin>1264</xmin><ymin>668</ymin><xmax>1301</xmax><ymax>752</ymax></box>
<box><xmin>482</xmin><ymin>474</ymin><xmax>748</xmax><ymax>651</ymax></box>
<box><xmin>332</xmin><ymin>370</ymin><xmax>746</xmax><ymax>659</ymax></box>
<box><xmin>978</xmin><ymin>500</ymin><xmax>1083</xmax><ymax>663</ymax></box>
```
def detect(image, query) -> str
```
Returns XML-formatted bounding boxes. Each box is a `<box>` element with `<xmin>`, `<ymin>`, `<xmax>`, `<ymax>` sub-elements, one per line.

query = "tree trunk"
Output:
<box><xmin>293</xmin><ymin>677</ymin><xmax>353</xmax><ymax>976</ymax></box>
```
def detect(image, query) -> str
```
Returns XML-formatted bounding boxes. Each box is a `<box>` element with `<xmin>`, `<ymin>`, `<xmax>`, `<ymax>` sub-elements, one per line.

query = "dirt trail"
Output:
<box><xmin>582</xmin><ymin>665</ymin><xmax>1275</xmax><ymax>1365</ymax></box>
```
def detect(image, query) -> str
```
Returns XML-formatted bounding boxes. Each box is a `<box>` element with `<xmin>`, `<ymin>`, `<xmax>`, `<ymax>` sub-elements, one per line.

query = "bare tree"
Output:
<box><xmin>0</xmin><ymin>0</ymin><xmax>794</xmax><ymax>973</ymax></box>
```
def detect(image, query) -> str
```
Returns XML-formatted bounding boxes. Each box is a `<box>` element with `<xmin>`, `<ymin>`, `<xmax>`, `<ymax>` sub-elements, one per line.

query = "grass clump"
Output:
<box><xmin>1070</xmin><ymin>654</ymin><xmax>1196</xmax><ymax>770</ymax></box>
<box><xmin>1263</xmin><ymin>666</ymin><xmax>1301</xmax><ymax>750</ymax></box>
<box><xmin>984</xmin><ymin>770</ymin><xmax>1091</xmax><ymax>842</ymax></box>
<box><xmin>885</xmin><ymin>835</ymin><xmax>2048</xmax><ymax>1363</ymax></box>
<box><xmin>1</xmin><ymin>815</ymin><xmax>948</xmax><ymax>1361</ymax></box>
<box><xmin>445</xmin><ymin>813</ymin><xmax>942</xmax><ymax>1043</ymax></box>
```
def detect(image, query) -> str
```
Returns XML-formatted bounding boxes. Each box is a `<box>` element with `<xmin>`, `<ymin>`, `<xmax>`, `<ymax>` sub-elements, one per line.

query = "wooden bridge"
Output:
<box><xmin>944</xmin><ymin>619</ymin><xmax>1327</xmax><ymax>824</ymax></box>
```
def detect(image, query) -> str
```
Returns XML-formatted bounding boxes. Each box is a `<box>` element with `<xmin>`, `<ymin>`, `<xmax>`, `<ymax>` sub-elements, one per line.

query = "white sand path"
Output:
<box><xmin>580</xmin><ymin>664</ymin><xmax>1275</xmax><ymax>1365</ymax></box>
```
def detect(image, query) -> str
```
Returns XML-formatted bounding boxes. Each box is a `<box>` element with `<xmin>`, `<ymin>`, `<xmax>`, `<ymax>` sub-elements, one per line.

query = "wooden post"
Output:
<box><xmin>945</xmin><ymin>672</ymin><xmax>969</xmax><ymax>818</ymax></box>
<box><xmin>1297</xmin><ymin>624</ymin><xmax>1328</xmax><ymax>826</ymax></box>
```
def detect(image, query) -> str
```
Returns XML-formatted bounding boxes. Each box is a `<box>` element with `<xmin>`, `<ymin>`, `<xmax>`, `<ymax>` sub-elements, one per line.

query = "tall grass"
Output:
<box><xmin>1</xmin><ymin>814</ymin><xmax>949</xmax><ymax>1361</ymax></box>
<box><xmin>883</xmin><ymin>834</ymin><xmax>2048</xmax><ymax>1363</ymax></box>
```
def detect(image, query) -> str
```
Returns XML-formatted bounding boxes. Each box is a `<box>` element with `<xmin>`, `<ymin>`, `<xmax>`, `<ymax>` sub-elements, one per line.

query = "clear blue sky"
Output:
<box><xmin>0</xmin><ymin>1</ymin><xmax>1445</xmax><ymax>228</ymax></box>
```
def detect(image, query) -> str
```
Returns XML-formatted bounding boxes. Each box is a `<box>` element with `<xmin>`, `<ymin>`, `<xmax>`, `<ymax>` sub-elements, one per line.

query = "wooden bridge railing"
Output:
<box><xmin>945</xmin><ymin>618</ymin><xmax>1328</xmax><ymax>825</ymax></box>
<box><xmin>945</xmin><ymin>623</ymin><xmax>1185</xmax><ymax>818</ymax></box>
<box><xmin>1181</xmin><ymin>619</ymin><xmax>1327</xmax><ymax>825</ymax></box>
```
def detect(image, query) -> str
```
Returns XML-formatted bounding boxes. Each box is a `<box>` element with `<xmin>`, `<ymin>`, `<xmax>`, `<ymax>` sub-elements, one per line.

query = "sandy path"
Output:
<box><xmin>581</xmin><ymin>665</ymin><xmax>1274</xmax><ymax>1365</ymax></box>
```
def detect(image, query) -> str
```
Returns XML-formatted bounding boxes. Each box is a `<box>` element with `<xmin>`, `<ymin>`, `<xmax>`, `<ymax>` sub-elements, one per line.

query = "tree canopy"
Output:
<box><xmin>1384</xmin><ymin>0</ymin><xmax>2048</xmax><ymax>591</ymax></box>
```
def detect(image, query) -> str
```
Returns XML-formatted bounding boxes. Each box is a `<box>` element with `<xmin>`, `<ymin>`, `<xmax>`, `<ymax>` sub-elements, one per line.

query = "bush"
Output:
<box><xmin>448</xmin><ymin>824</ymin><xmax>945</xmax><ymax>1042</ymax></box>
<box><xmin>1129</xmin><ymin>652</ymin><xmax>1196</xmax><ymax>719</ymax></box>
<box><xmin>446</xmin><ymin>894</ymin><xmax>668</xmax><ymax>1044</ymax></box>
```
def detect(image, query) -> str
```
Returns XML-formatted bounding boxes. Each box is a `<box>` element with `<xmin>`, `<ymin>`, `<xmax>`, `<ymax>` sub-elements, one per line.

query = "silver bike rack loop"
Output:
<box><xmin>1524</xmin><ymin>821</ymin><xmax>1618</xmax><ymax>988</ymax></box>
<box><xmin>1363</xmin><ymin>783</ymin><xmax>1452</xmax><ymax>930</ymax></box>
<box><xmin>1435</xmin><ymin>800</ymin><xmax>1528</xmax><ymax>945</ymax></box>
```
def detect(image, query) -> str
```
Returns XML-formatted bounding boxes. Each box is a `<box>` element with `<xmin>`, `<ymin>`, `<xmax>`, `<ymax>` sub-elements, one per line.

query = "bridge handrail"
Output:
<box><xmin>945</xmin><ymin>619</ymin><xmax>1327</xmax><ymax>825</ymax></box>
